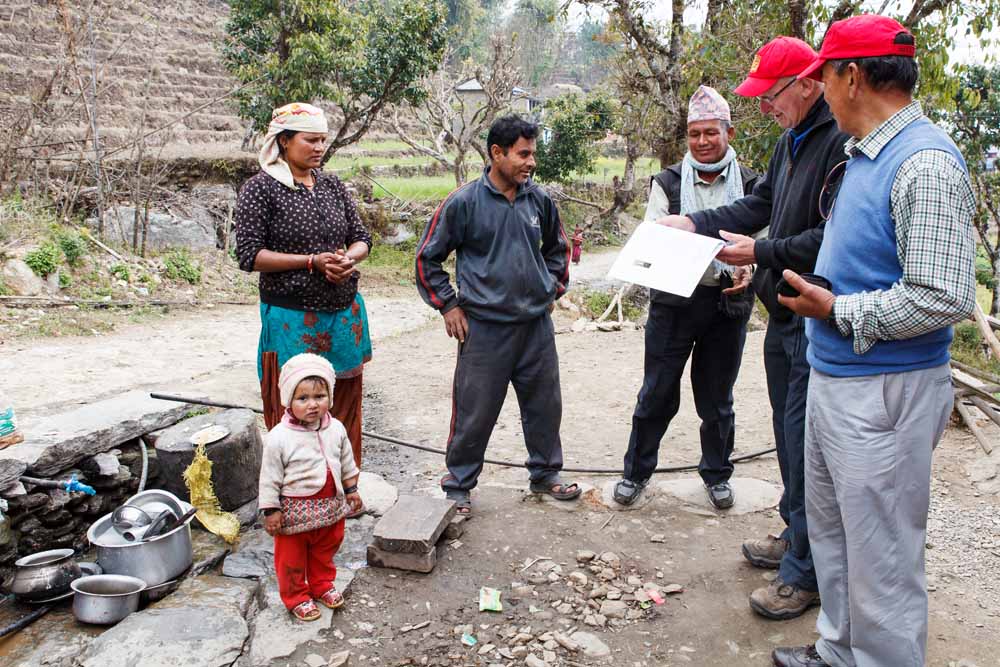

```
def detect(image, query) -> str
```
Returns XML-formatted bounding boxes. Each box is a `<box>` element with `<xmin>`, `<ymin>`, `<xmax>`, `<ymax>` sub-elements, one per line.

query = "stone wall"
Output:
<box><xmin>1</xmin><ymin>0</ymin><xmax>244</xmax><ymax>154</ymax></box>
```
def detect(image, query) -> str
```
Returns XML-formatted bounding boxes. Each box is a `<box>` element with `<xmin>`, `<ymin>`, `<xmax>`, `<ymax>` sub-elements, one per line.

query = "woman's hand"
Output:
<box><xmin>263</xmin><ymin>511</ymin><xmax>282</xmax><ymax>536</ymax></box>
<box><xmin>323</xmin><ymin>250</ymin><xmax>356</xmax><ymax>284</ymax></box>
<box><xmin>312</xmin><ymin>252</ymin><xmax>340</xmax><ymax>277</ymax></box>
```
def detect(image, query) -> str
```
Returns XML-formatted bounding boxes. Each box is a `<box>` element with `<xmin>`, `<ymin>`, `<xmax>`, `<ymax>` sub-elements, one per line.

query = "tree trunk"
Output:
<box><xmin>453</xmin><ymin>151</ymin><xmax>466</xmax><ymax>188</ymax></box>
<box><xmin>993</xmin><ymin>260</ymin><xmax>1000</xmax><ymax>317</ymax></box>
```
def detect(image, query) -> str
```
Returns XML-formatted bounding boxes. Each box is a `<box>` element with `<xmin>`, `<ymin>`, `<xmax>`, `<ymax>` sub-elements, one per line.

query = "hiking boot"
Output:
<box><xmin>742</xmin><ymin>534</ymin><xmax>789</xmax><ymax>569</ymax></box>
<box><xmin>613</xmin><ymin>478</ymin><xmax>649</xmax><ymax>506</ymax></box>
<box><xmin>771</xmin><ymin>645</ymin><xmax>830</xmax><ymax>667</ymax></box>
<box><xmin>705</xmin><ymin>481</ymin><xmax>734</xmax><ymax>509</ymax></box>
<box><xmin>750</xmin><ymin>577</ymin><xmax>820</xmax><ymax>620</ymax></box>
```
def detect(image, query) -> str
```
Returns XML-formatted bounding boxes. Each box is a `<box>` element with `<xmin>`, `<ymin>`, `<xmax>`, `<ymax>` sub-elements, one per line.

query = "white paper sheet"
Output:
<box><xmin>607</xmin><ymin>222</ymin><xmax>725</xmax><ymax>297</ymax></box>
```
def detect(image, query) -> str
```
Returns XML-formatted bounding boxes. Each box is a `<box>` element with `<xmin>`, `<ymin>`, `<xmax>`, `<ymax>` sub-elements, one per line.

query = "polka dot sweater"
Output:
<box><xmin>235</xmin><ymin>170</ymin><xmax>373</xmax><ymax>313</ymax></box>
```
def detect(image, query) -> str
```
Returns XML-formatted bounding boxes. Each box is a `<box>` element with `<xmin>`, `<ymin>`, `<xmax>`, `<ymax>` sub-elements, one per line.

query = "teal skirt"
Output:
<box><xmin>257</xmin><ymin>293</ymin><xmax>372</xmax><ymax>381</ymax></box>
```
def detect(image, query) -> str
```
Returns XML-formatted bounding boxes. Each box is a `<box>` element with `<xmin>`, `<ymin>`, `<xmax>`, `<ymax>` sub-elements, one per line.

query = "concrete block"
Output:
<box><xmin>366</xmin><ymin>544</ymin><xmax>437</xmax><ymax>574</ymax></box>
<box><xmin>372</xmin><ymin>494</ymin><xmax>455</xmax><ymax>554</ymax></box>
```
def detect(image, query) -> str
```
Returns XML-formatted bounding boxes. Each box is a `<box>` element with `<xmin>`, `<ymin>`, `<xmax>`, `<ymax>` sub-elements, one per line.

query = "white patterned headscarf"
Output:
<box><xmin>258</xmin><ymin>103</ymin><xmax>329</xmax><ymax>189</ymax></box>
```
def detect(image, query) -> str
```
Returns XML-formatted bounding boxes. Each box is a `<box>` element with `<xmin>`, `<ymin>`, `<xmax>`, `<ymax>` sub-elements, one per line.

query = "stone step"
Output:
<box><xmin>372</xmin><ymin>493</ymin><xmax>456</xmax><ymax>554</ymax></box>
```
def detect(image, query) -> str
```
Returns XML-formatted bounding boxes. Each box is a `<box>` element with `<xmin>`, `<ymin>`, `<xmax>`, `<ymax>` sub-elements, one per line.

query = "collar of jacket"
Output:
<box><xmin>280</xmin><ymin>408</ymin><xmax>331</xmax><ymax>432</ymax></box>
<box><xmin>792</xmin><ymin>96</ymin><xmax>835</xmax><ymax>136</ymax></box>
<box><xmin>481</xmin><ymin>166</ymin><xmax>536</xmax><ymax>200</ymax></box>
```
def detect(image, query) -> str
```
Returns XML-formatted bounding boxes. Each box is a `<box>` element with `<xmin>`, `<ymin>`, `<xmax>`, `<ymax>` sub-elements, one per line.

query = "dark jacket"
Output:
<box><xmin>235</xmin><ymin>170</ymin><xmax>372</xmax><ymax>313</ymax></box>
<box><xmin>649</xmin><ymin>162</ymin><xmax>759</xmax><ymax>308</ymax></box>
<box><xmin>688</xmin><ymin>97</ymin><xmax>850</xmax><ymax>321</ymax></box>
<box><xmin>415</xmin><ymin>168</ymin><xmax>570</xmax><ymax>323</ymax></box>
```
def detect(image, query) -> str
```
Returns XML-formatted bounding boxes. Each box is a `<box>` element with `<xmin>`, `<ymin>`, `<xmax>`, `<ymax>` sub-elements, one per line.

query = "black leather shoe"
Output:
<box><xmin>705</xmin><ymin>481</ymin><xmax>735</xmax><ymax>509</ymax></box>
<box><xmin>612</xmin><ymin>478</ymin><xmax>648</xmax><ymax>505</ymax></box>
<box><xmin>772</xmin><ymin>645</ymin><xmax>830</xmax><ymax>667</ymax></box>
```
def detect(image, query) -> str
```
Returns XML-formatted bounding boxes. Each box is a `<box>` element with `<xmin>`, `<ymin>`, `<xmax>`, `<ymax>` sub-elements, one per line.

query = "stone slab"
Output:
<box><xmin>359</xmin><ymin>471</ymin><xmax>398</xmax><ymax>517</ymax></box>
<box><xmin>656</xmin><ymin>477</ymin><xmax>781</xmax><ymax>516</ymax></box>
<box><xmin>372</xmin><ymin>494</ymin><xmax>455</xmax><ymax>554</ymax></box>
<box><xmin>78</xmin><ymin>575</ymin><xmax>258</xmax><ymax>667</ymax></box>
<box><xmin>366</xmin><ymin>543</ymin><xmax>437</xmax><ymax>573</ymax></box>
<box><xmin>192</xmin><ymin>528</ymin><xmax>233</xmax><ymax>576</ymax></box>
<box><xmin>0</xmin><ymin>458</ymin><xmax>26</xmax><ymax>488</ymax></box>
<box><xmin>152</xmin><ymin>409</ymin><xmax>263</xmax><ymax>511</ymax></box>
<box><xmin>222</xmin><ymin>527</ymin><xmax>274</xmax><ymax>579</ymax></box>
<box><xmin>247</xmin><ymin>575</ymin><xmax>335</xmax><ymax>665</ymax></box>
<box><xmin>2</xmin><ymin>391</ymin><xmax>193</xmax><ymax>476</ymax></box>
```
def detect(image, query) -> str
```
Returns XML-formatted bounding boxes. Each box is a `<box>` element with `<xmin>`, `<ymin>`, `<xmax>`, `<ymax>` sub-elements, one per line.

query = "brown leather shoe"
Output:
<box><xmin>772</xmin><ymin>645</ymin><xmax>830</xmax><ymax>666</ymax></box>
<box><xmin>750</xmin><ymin>577</ymin><xmax>820</xmax><ymax>620</ymax></box>
<box><xmin>742</xmin><ymin>534</ymin><xmax>788</xmax><ymax>569</ymax></box>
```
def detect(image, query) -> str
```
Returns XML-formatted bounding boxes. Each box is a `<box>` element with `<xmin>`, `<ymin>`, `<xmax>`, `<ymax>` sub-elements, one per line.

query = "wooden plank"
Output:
<box><xmin>954</xmin><ymin>396</ymin><xmax>994</xmax><ymax>455</ymax></box>
<box><xmin>972</xmin><ymin>303</ymin><xmax>1000</xmax><ymax>361</ymax></box>
<box><xmin>373</xmin><ymin>494</ymin><xmax>456</xmax><ymax>554</ymax></box>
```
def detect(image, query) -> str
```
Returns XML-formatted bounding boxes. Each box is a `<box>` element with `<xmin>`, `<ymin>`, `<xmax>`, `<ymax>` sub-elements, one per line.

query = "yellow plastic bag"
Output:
<box><xmin>183</xmin><ymin>443</ymin><xmax>240</xmax><ymax>544</ymax></box>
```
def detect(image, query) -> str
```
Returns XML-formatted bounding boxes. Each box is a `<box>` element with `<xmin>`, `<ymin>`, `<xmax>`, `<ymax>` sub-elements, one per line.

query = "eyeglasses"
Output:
<box><xmin>760</xmin><ymin>78</ymin><xmax>798</xmax><ymax>106</ymax></box>
<box><xmin>818</xmin><ymin>161</ymin><xmax>848</xmax><ymax>221</ymax></box>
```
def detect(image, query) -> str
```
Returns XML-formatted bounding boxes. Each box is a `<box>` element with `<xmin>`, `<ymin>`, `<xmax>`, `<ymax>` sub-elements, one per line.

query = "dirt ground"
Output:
<box><xmin>4</xmin><ymin>249</ymin><xmax>998</xmax><ymax>666</ymax></box>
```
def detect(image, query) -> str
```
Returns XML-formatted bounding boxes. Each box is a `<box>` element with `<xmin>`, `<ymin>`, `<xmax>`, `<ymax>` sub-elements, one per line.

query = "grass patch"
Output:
<box><xmin>574</xmin><ymin>156</ymin><xmax>661</xmax><ymax>183</ymax></box>
<box><xmin>326</xmin><ymin>153</ymin><xmax>444</xmax><ymax>172</ymax></box>
<box><xmin>951</xmin><ymin>321</ymin><xmax>1000</xmax><ymax>377</ymax></box>
<box><xmin>163</xmin><ymin>249</ymin><xmax>202</xmax><ymax>285</ymax></box>
<box><xmin>581</xmin><ymin>288</ymin><xmax>642</xmax><ymax>321</ymax></box>
<box><xmin>370</xmin><ymin>175</ymin><xmax>457</xmax><ymax>201</ymax></box>
<box><xmin>24</xmin><ymin>241</ymin><xmax>61</xmax><ymax>277</ymax></box>
<box><xmin>364</xmin><ymin>238</ymin><xmax>418</xmax><ymax>285</ymax></box>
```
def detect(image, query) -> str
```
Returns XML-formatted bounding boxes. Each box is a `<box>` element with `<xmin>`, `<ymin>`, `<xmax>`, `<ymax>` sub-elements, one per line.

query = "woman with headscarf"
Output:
<box><xmin>235</xmin><ymin>103</ymin><xmax>373</xmax><ymax>502</ymax></box>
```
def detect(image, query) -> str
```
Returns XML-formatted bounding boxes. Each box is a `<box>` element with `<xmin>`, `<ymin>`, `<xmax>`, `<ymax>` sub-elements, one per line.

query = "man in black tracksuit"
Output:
<box><xmin>415</xmin><ymin>115</ymin><xmax>578</xmax><ymax>514</ymax></box>
<box><xmin>660</xmin><ymin>37</ymin><xmax>850</xmax><ymax>621</ymax></box>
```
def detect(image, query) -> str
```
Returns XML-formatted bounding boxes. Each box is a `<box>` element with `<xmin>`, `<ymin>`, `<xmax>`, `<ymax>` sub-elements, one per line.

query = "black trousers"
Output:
<box><xmin>623</xmin><ymin>287</ymin><xmax>749</xmax><ymax>485</ymax></box>
<box><xmin>441</xmin><ymin>312</ymin><xmax>563</xmax><ymax>491</ymax></box>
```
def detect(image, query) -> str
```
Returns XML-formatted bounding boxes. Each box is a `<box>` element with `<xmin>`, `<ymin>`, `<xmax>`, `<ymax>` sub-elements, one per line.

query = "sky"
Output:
<box><xmin>565</xmin><ymin>0</ymin><xmax>996</xmax><ymax>68</ymax></box>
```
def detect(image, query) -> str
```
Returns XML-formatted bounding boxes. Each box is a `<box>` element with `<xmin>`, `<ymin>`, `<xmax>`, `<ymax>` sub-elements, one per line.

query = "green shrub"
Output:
<box><xmin>163</xmin><ymin>249</ymin><xmax>202</xmax><ymax>284</ymax></box>
<box><xmin>110</xmin><ymin>263</ymin><xmax>131</xmax><ymax>282</ymax></box>
<box><xmin>55</xmin><ymin>229</ymin><xmax>86</xmax><ymax>267</ymax></box>
<box><xmin>975</xmin><ymin>248</ymin><xmax>996</xmax><ymax>290</ymax></box>
<box><xmin>24</xmin><ymin>242</ymin><xmax>61</xmax><ymax>277</ymax></box>
<box><xmin>58</xmin><ymin>272</ymin><xmax>72</xmax><ymax>289</ymax></box>
<box><xmin>582</xmin><ymin>289</ymin><xmax>642</xmax><ymax>321</ymax></box>
<box><xmin>0</xmin><ymin>280</ymin><xmax>10</xmax><ymax>296</ymax></box>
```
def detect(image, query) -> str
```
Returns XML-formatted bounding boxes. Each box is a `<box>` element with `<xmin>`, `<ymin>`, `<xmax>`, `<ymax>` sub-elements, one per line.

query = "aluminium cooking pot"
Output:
<box><xmin>10</xmin><ymin>548</ymin><xmax>82</xmax><ymax>601</ymax></box>
<box><xmin>71</xmin><ymin>574</ymin><xmax>146</xmax><ymax>625</ymax></box>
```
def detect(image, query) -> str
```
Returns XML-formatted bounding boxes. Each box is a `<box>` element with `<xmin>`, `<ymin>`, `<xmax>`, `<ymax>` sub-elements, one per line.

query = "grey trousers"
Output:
<box><xmin>806</xmin><ymin>363</ymin><xmax>953</xmax><ymax>667</ymax></box>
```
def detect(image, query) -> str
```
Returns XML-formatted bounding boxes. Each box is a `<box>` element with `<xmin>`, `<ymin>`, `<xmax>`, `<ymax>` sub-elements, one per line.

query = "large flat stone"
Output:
<box><xmin>77</xmin><ymin>575</ymin><xmax>258</xmax><ymax>667</ymax></box>
<box><xmin>222</xmin><ymin>528</ymin><xmax>274</xmax><ymax>579</ymax></box>
<box><xmin>655</xmin><ymin>477</ymin><xmax>781</xmax><ymax>516</ymax></box>
<box><xmin>366</xmin><ymin>543</ymin><xmax>437</xmax><ymax>573</ymax></box>
<box><xmin>372</xmin><ymin>494</ymin><xmax>455</xmax><ymax>554</ymax></box>
<box><xmin>247</xmin><ymin>575</ymin><xmax>335</xmax><ymax>665</ymax></box>
<box><xmin>192</xmin><ymin>529</ymin><xmax>233</xmax><ymax>576</ymax></box>
<box><xmin>359</xmin><ymin>471</ymin><xmax>397</xmax><ymax>517</ymax></box>
<box><xmin>0</xmin><ymin>458</ymin><xmax>26</xmax><ymax>488</ymax></box>
<box><xmin>151</xmin><ymin>409</ymin><xmax>262</xmax><ymax>511</ymax></box>
<box><xmin>0</xmin><ymin>607</ymin><xmax>96</xmax><ymax>667</ymax></box>
<box><xmin>2</xmin><ymin>392</ymin><xmax>192</xmax><ymax>476</ymax></box>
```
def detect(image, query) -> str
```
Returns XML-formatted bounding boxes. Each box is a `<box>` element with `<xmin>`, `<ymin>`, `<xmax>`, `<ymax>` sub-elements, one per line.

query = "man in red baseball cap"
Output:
<box><xmin>659</xmin><ymin>35</ymin><xmax>851</xmax><ymax>625</ymax></box>
<box><xmin>773</xmin><ymin>14</ymin><xmax>976</xmax><ymax>667</ymax></box>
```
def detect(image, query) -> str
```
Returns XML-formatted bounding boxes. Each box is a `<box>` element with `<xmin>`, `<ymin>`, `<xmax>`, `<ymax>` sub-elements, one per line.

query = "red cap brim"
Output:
<box><xmin>797</xmin><ymin>57</ymin><xmax>826</xmax><ymax>81</ymax></box>
<box><xmin>733</xmin><ymin>76</ymin><xmax>777</xmax><ymax>98</ymax></box>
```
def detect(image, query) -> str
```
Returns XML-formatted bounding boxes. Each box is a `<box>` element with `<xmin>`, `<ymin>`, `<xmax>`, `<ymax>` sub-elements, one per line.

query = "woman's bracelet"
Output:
<box><xmin>307</xmin><ymin>254</ymin><xmax>315</xmax><ymax>274</ymax></box>
<box><xmin>343</xmin><ymin>484</ymin><xmax>358</xmax><ymax>495</ymax></box>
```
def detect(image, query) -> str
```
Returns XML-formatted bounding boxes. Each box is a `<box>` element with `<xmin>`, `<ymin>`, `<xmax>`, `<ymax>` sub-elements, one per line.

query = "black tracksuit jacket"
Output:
<box><xmin>415</xmin><ymin>169</ymin><xmax>570</xmax><ymax>323</ymax></box>
<box><xmin>689</xmin><ymin>97</ymin><xmax>851</xmax><ymax>321</ymax></box>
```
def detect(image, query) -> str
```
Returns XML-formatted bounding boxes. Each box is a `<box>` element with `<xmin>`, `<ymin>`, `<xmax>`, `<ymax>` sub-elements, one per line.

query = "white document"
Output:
<box><xmin>607</xmin><ymin>222</ymin><xmax>725</xmax><ymax>297</ymax></box>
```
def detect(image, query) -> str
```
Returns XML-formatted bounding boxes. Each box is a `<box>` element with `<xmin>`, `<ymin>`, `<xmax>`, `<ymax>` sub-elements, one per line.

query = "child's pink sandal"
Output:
<box><xmin>291</xmin><ymin>599</ymin><xmax>321</xmax><ymax>621</ymax></box>
<box><xmin>317</xmin><ymin>588</ymin><xmax>344</xmax><ymax>609</ymax></box>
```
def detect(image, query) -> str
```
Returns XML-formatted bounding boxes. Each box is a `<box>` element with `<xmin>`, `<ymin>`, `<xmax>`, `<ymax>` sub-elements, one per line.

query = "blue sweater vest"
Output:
<box><xmin>805</xmin><ymin>117</ymin><xmax>967</xmax><ymax>377</ymax></box>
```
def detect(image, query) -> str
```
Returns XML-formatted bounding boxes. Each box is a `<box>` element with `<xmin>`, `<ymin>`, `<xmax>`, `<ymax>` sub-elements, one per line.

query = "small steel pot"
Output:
<box><xmin>70</xmin><ymin>574</ymin><xmax>146</xmax><ymax>625</ymax></box>
<box><xmin>11</xmin><ymin>549</ymin><xmax>82</xmax><ymax>601</ymax></box>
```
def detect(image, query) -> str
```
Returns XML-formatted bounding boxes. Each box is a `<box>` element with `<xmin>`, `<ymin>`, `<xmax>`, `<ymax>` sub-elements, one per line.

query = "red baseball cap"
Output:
<box><xmin>798</xmin><ymin>15</ymin><xmax>916</xmax><ymax>80</ymax></box>
<box><xmin>734</xmin><ymin>37</ymin><xmax>819</xmax><ymax>97</ymax></box>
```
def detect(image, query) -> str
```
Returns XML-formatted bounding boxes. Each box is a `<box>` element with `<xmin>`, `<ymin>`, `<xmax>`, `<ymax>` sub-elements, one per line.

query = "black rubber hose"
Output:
<box><xmin>0</xmin><ymin>599</ymin><xmax>53</xmax><ymax>638</ymax></box>
<box><xmin>150</xmin><ymin>392</ymin><xmax>777</xmax><ymax>474</ymax></box>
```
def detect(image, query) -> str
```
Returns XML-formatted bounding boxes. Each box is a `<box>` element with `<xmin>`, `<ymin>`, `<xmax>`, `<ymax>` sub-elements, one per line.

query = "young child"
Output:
<box><xmin>258</xmin><ymin>353</ymin><xmax>363</xmax><ymax>621</ymax></box>
<box><xmin>571</xmin><ymin>226</ymin><xmax>584</xmax><ymax>264</ymax></box>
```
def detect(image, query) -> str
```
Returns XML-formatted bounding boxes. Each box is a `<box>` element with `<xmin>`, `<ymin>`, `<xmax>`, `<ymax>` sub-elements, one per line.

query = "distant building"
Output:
<box><xmin>454</xmin><ymin>79</ymin><xmax>534</xmax><ymax>115</ymax></box>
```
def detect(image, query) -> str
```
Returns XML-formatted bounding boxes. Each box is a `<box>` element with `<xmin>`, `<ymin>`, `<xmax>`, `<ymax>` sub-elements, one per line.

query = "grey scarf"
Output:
<box><xmin>680</xmin><ymin>146</ymin><xmax>745</xmax><ymax>276</ymax></box>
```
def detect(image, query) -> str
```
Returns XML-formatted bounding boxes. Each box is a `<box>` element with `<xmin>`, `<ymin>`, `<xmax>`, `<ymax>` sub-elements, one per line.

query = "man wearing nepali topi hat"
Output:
<box><xmin>658</xmin><ymin>37</ymin><xmax>852</xmax><ymax>623</ymax></box>
<box><xmin>613</xmin><ymin>86</ymin><xmax>759</xmax><ymax>514</ymax></box>
<box><xmin>774</xmin><ymin>15</ymin><xmax>977</xmax><ymax>667</ymax></box>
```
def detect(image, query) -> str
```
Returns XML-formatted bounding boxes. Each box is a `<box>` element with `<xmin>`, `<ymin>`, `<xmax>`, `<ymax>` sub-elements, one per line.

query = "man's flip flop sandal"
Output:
<box><xmin>445</xmin><ymin>489</ymin><xmax>472</xmax><ymax>515</ymax></box>
<box><xmin>529</xmin><ymin>480</ymin><xmax>582</xmax><ymax>501</ymax></box>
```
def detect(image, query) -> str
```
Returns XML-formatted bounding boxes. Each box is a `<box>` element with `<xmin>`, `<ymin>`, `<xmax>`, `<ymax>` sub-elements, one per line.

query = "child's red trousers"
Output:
<box><xmin>273</xmin><ymin>469</ymin><xmax>345</xmax><ymax>609</ymax></box>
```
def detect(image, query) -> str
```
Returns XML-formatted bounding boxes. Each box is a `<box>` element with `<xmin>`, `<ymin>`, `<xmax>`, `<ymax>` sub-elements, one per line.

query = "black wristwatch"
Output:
<box><xmin>261</xmin><ymin>508</ymin><xmax>279</xmax><ymax>517</ymax></box>
<box><xmin>343</xmin><ymin>484</ymin><xmax>358</xmax><ymax>495</ymax></box>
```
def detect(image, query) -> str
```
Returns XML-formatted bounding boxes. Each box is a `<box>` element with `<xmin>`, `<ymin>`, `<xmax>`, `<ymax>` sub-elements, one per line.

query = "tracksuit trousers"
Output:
<box><xmin>441</xmin><ymin>312</ymin><xmax>564</xmax><ymax>491</ymax></box>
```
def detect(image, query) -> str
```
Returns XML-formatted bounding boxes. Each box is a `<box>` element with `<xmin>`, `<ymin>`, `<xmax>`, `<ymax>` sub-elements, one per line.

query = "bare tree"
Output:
<box><xmin>392</xmin><ymin>34</ymin><xmax>521</xmax><ymax>187</ymax></box>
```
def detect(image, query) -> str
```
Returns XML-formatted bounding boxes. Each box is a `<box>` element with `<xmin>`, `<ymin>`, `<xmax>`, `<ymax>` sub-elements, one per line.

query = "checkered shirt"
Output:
<box><xmin>831</xmin><ymin>101</ymin><xmax>978</xmax><ymax>355</ymax></box>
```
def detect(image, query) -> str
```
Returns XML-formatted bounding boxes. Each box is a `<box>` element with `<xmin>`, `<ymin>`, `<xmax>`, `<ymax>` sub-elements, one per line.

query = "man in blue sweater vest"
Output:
<box><xmin>772</xmin><ymin>15</ymin><xmax>977</xmax><ymax>667</ymax></box>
